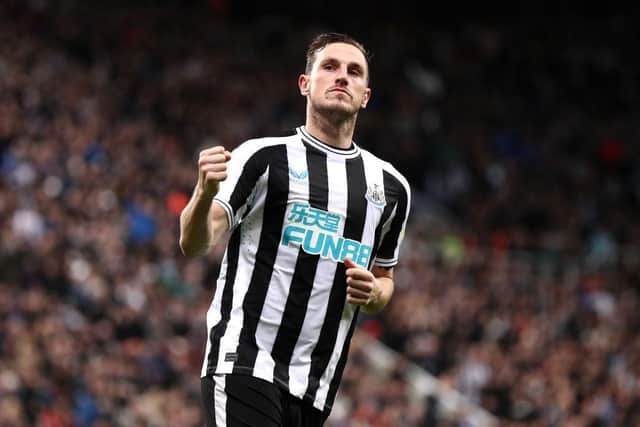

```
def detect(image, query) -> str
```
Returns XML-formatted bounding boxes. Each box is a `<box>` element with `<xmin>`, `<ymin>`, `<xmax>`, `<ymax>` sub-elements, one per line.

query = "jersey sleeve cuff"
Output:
<box><xmin>373</xmin><ymin>257</ymin><xmax>398</xmax><ymax>268</ymax></box>
<box><xmin>213</xmin><ymin>198</ymin><xmax>234</xmax><ymax>229</ymax></box>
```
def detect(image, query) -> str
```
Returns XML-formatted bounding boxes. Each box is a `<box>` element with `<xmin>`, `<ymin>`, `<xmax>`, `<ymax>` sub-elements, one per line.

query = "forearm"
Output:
<box><xmin>179</xmin><ymin>187</ymin><xmax>215</xmax><ymax>256</ymax></box>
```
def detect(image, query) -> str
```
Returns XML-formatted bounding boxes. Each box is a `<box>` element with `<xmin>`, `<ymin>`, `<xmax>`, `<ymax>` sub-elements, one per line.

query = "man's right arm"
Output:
<box><xmin>179</xmin><ymin>146</ymin><xmax>232</xmax><ymax>256</ymax></box>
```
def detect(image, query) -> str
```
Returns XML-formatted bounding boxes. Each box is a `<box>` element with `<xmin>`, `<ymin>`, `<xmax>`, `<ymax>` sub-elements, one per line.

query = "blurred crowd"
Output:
<box><xmin>1</xmin><ymin>1</ymin><xmax>640</xmax><ymax>426</ymax></box>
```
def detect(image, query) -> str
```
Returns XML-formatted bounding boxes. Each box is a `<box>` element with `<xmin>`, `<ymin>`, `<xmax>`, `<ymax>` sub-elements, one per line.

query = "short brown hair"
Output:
<box><xmin>305</xmin><ymin>32</ymin><xmax>370</xmax><ymax>76</ymax></box>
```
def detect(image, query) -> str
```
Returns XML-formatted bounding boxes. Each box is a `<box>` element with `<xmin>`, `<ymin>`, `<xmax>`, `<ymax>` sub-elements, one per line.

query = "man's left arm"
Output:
<box><xmin>346</xmin><ymin>167</ymin><xmax>411</xmax><ymax>313</ymax></box>
<box><xmin>344</xmin><ymin>258</ymin><xmax>394</xmax><ymax>314</ymax></box>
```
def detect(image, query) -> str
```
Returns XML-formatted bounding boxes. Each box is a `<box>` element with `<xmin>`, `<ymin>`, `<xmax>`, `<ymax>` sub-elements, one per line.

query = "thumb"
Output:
<box><xmin>343</xmin><ymin>258</ymin><xmax>357</xmax><ymax>268</ymax></box>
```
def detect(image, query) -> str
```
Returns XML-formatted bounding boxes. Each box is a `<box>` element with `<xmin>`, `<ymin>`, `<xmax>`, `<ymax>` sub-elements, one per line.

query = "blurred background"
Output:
<box><xmin>2</xmin><ymin>1</ymin><xmax>640</xmax><ymax>426</ymax></box>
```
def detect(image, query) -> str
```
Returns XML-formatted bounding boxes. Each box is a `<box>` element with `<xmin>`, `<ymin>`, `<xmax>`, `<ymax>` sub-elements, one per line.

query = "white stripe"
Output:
<box><xmin>313</xmin><ymin>304</ymin><xmax>356</xmax><ymax>410</ymax></box>
<box><xmin>252</xmin><ymin>141</ymin><xmax>308</xmax><ymax>383</ymax></box>
<box><xmin>287</xmin><ymin>155</ymin><xmax>347</xmax><ymax>398</ymax></box>
<box><xmin>214</xmin><ymin>374</ymin><xmax>227</xmax><ymax>427</ymax></box>
<box><xmin>216</xmin><ymin>167</ymin><xmax>270</xmax><ymax>373</ymax></box>
<box><xmin>361</xmin><ymin>151</ymin><xmax>386</xmax><ymax>266</ymax></box>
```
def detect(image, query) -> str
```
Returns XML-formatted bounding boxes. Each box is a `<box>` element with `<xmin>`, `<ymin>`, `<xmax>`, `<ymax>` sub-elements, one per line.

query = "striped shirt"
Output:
<box><xmin>201</xmin><ymin>126</ymin><xmax>411</xmax><ymax>413</ymax></box>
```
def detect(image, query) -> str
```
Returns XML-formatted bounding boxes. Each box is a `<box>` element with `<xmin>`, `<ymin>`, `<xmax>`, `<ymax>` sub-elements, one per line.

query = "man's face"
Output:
<box><xmin>299</xmin><ymin>42</ymin><xmax>371</xmax><ymax>118</ymax></box>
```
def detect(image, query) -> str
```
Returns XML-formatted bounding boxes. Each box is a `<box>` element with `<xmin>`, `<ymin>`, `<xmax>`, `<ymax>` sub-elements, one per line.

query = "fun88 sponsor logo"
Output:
<box><xmin>281</xmin><ymin>202</ymin><xmax>371</xmax><ymax>268</ymax></box>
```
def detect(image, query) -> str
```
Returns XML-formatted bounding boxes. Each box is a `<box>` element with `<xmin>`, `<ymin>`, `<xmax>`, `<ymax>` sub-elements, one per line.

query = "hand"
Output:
<box><xmin>344</xmin><ymin>258</ymin><xmax>380</xmax><ymax>307</ymax></box>
<box><xmin>198</xmin><ymin>146</ymin><xmax>232</xmax><ymax>197</ymax></box>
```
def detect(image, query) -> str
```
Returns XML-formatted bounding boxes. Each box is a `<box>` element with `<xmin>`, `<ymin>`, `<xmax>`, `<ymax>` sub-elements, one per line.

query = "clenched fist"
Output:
<box><xmin>198</xmin><ymin>146</ymin><xmax>232</xmax><ymax>197</ymax></box>
<box><xmin>344</xmin><ymin>258</ymin><xmax>380</xmax><ymax>307</ymax></box>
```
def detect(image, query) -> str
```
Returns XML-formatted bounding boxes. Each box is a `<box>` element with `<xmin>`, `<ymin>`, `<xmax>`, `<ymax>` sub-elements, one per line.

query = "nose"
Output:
<box><xmin>335</xmin><ymin>65</ymin><xmax>348</xmax><ymax>86</ymax></box>
<box><xmin>335</xmin><ymin>76</ymin><xmax>348</xmax><ymax>87</ymax></box>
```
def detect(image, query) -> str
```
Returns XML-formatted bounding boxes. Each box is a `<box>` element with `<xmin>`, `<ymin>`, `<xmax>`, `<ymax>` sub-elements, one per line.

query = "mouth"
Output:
<box><xmin>329</xmin><ymin>88</ymin><xmax>351</xmax><ymax>97</ymax></box>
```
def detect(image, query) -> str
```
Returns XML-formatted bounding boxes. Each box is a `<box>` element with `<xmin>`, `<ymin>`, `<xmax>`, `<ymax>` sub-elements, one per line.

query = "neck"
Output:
<box><xmin>305</xmin><ymin>106</ymin><xmax>358</xmax><ymax>149</ymax></box>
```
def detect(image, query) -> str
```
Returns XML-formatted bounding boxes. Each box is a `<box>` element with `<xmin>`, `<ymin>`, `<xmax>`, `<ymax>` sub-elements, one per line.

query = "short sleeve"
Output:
<box><xmin>213</xmin><ymin>139</ymin><xmax>270</xmax><ymax>229</ymax></box>
<box><xmin>373</xmin><ymin>168</ymin><xmax>411</xmax><ymax>268</ymax></box>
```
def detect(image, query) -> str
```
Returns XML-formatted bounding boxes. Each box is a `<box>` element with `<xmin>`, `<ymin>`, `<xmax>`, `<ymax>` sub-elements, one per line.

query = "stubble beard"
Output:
<box><xmin>310</xmin><ymin>96</ymin><xmax>360</xmax><ymax>126</ymax></box>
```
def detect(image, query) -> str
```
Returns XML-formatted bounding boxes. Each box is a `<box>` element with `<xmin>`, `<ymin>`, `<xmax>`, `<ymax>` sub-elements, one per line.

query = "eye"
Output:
<box><xmin>324</xmin><ymin>63</ymin><xmax>335</xmax><ymax>70</ymax></box>
<box><xmin>349</xmin><ymin>67</ymin><xmax>363</xmax><ymax>76</ymax></box>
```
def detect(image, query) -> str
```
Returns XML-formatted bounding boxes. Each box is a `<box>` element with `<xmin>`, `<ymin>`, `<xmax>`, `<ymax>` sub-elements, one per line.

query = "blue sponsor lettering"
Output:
<box><xmin>288</xmin><ymin>203</ymin><xmax>308</xmax><ymax>222</ymax></box>
<box><xmin>321</xmin><ymin>234</ymin><xmax>343</xmax><ymax>260</ymax></box>
<box><xmin>281</xmin><ymin>203</ymin><xmax>372</xmax><ymax>267</ymax></box>
<box><xmin>303</xmin><ymin>230</ymin><xmax>325</xmax><ymax>255</ymax></box>
<box><xmin>340</xmin><ymin>239</ymin><xmax>360</xmax><ymax>262</ymax></box>
<box><xmin>282</xmin><ymin>225</ymin><xmax>305</xmax><ymax>246</ymax></box>
<box><xmin>288</xmin><ymin>202</ymin><xmax>340</xmax><ymax>233</ymax></box>
<box><xmin>356</xmin><ymin>245</ymin><xmax>371</xmax><ymax>268</ymax></box>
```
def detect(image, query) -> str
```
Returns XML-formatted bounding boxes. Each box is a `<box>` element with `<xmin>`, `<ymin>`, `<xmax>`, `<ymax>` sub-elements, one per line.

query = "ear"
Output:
<box><xmin>298</xmin><ymin>74</ymin><xmax>310</xmax><ymax>96</ymax></box>
<box><xmin>361</xmin><ymin>87</ymin><xmax>371</xmax><ymax>109</ymax></box>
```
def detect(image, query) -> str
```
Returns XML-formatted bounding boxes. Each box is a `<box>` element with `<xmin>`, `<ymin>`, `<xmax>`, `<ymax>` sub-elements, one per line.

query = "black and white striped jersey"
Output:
<box><xmin>201</xmin><ymin>126</ymin><xmax>411</xmax><ymax>413</ymax></box>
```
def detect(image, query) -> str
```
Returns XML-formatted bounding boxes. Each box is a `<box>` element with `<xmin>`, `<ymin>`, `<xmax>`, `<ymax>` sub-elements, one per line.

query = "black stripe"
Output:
<box><xmin>375</xmin><ymin>171</ymin><xmax>409</xmax><ymax>262</ymax></box>
<box><xmin>324</xmin><ymin>306</ymin><xmax>360</xmax><ymax>412</ymax></box>
<box><xmin>272</xmin><ymin>144</ymin><xmax>328</xmax><ymax>384</ymax></box>
<box><xmin>228</xmin><ymin>148</ymin><xmax>271</xmax><ymax>216</ymax></box>
<box><xmin>305</xmin><ymin>155</ymin><xmax>368</xmax><ymax>402</ymax></box>
<box><xmin>206</xmin><ymin>229</ymin><xmax>241</xmax><ymax>375</ymax></box>
<box><xmin>233</xmin><ymin>145</ymin><xmax>290</xmax><ymax>373</ymax></box>
<box><xmin>200</xmin><ymin>376</ymin><xmax>218</xmax><ymax>427</ymax></box>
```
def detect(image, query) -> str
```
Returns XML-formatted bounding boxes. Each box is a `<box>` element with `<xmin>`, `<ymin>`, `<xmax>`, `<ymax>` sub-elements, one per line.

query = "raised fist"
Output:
<box><xmin>197</xmin><ymin>146</ymin><xmax>232</xmax><ymax>196</ymax></box>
